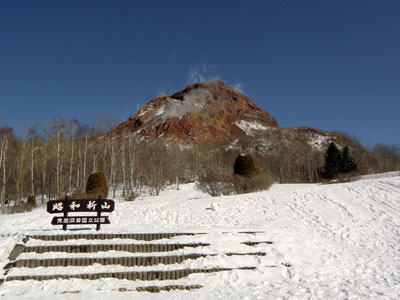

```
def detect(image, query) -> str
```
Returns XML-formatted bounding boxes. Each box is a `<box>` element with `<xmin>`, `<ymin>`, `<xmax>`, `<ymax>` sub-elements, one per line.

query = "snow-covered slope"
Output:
<box><xmin>1</xmin><ymin>175</ymin><xmax>399</xmax><ymax>299</ymax></box>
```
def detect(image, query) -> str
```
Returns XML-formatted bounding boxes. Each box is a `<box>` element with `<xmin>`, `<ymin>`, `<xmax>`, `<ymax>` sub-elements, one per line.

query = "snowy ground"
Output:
<box><xmin>0</xmin><ymin>174</ymin><xmax>399</xmax><ymax>299</ymax></box>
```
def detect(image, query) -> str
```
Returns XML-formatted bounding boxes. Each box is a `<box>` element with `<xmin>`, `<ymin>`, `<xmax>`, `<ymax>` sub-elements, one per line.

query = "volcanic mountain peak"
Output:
<box><xmin>117</xmin><ymin>81</ymin><xmax>278</xmax><ymax>142</ymax></box>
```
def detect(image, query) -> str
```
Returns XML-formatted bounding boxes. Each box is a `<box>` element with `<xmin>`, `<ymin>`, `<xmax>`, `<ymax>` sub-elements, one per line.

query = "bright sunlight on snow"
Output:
<box><xmin>0</xmin><ymin>174</ymin><xmax>399</xmax><ymax>299</ymax></box>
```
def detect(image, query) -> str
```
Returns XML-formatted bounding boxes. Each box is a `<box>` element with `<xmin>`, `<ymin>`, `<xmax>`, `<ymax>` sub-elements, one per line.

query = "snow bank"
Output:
<box><xmin>0</xmin><ymin>176</ymin><xmax>400</xmax><ymax>299</ymax></box>
<box><xmin>358</xmin><ymin>171</ymin><xmax>400</xmax><ymax>180</ymax></box>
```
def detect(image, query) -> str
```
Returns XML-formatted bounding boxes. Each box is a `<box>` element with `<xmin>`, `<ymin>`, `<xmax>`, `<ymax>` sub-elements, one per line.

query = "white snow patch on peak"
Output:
<box><xmin>136</xmin><ymin>88</ymin><xmax>211</xmax><ymax>127</ymax></box>
<box><xmin>155</xmin><ymin>105</ymin><xmax>166</xmax><ymax>117</ymax></box>
<box><xmin>141</xmin><ymin>88</ymin><xmax>211</xmax><ymax>125</ymax></box>
<box><xmin>136</xmin><ymin>104</ymin><xmax>167</xmax><ymax>127</ymax></box>
<box><xmin>235</xmin><ymin>120</ymin><xmax>268</xmax><ymax>136</ymax></box>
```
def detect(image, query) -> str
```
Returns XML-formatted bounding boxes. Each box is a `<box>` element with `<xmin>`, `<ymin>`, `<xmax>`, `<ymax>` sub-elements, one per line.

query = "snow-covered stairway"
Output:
<box><xmin>1</xmin><ymin>232</ymin><xmax>273</xmax><ymax>293</ymax></box>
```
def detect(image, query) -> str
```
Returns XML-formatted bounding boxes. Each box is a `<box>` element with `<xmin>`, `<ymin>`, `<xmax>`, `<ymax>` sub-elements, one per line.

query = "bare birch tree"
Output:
<box><xmin>0</xmin><ymin>128</ymin><xmax>10</xmax><ymax>214</ymax></box>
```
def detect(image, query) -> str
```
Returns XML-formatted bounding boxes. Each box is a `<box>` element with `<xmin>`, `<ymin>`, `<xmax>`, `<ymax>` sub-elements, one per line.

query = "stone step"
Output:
<box><xmin>28</xmin><ymin>232</ymin><xmax>204</xmax><ymax>242</ymax></box>
<box><xmin>5</xmin><ymin>267</ymin><xmax>256</xmax><ymax>282</ymax></box>
<box><xmin>135</xmin><ymin>284</ymin><xmax>203</xmax><ymax>293</ymax></box>
<box><xmin>4</xmin><ymin>252</ymin><xmax>266</xmax><ymax>269</ymax></box>
<box><xmin>241</xmin><ymin>241</ymin><xmax>273</xmax><ymax>246</ymax></box>
<box><xmin>22</xmin><ymin>243</ymin><xmax>210</xmax><ymax>254</ymax></box>
<box><xmin>8</xmin><ymin>244</ymin><xmax>25</xmax><ymax>260</ymax></box>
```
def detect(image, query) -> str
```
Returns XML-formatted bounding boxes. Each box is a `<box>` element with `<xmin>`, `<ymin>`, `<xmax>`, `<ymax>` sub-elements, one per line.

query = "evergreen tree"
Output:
<box><xmin>340</xmin><ymin>146</ymin><xmax>357</xmax><ymax>174</ymax></box>
<box><xmin>322</xmin><ymin>142</ymin><xmax>340</xmax><ymax>179</ymax></box>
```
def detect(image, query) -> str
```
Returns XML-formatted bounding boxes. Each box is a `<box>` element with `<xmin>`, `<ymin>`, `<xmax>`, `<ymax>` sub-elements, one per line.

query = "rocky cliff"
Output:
<box><xmin>116</xmin><ymin>81</ymin><xmax>278</xmax><ymax>142</ymax></box>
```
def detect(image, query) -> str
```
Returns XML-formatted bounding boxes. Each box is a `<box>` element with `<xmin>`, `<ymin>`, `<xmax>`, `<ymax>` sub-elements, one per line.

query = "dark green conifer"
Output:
<box><xmin>340</xmin><ymin>146</ymin><xmax>357</xmax><ymax>174</ymax></box>
<box><xmin>322</xmin><ymin>142</ymin><xmax>340</xmax><ymax>179</ymax></box>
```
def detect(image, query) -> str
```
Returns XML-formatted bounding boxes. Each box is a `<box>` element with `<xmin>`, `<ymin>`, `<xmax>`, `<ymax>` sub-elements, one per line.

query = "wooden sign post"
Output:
<box><xmin>47</xmin><ymin>196</ymin><xmax>115</xmax><ymax>231</ymax></box>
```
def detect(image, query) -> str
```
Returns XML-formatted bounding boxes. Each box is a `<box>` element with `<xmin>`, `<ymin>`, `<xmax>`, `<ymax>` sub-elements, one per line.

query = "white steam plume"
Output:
<box><xmin>187</xmin><ymin>64</ymin><xmax>220</xmax><ymax>83</ymax></box>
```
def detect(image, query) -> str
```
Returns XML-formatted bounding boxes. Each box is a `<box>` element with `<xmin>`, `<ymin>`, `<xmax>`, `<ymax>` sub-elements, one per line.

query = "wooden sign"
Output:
<box><xmin>47</xmin><ymin>196</ymin><xmax>115</xmax><ymax>231</ymax></box>
<box><xmin>51</xmin><ymin>216</ymin><xmax>110</xmax><ymax>225</ymax></box>
<box><xmin>47</xmin><ymin>198</ymin><xmax>114</xmax><ymax>213</ymax></box>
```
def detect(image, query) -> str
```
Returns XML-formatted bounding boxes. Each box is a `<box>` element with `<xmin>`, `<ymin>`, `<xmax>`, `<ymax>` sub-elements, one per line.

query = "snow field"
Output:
<box><xmin>0</xmin><ymin>174</ymin><xmax>399</xmax><ymax>299</ymax></box>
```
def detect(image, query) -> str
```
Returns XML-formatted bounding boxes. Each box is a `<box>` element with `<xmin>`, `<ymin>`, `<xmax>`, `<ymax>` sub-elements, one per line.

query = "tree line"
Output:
<box><xmin>0</xmin><ymin>117</ymin><xmax>399</xmax><ymax>213</ymax></box>
<box><xmin>0</xmin><ymin>116</ymin><xmax>226</xmax><ymax>213</ymax></box>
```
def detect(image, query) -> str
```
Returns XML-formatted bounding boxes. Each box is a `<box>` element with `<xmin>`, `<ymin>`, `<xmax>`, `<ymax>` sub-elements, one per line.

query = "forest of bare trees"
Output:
<box><xmin>0</xmin><ymin>116</ymin><xmax>399</xmax><ymax>214</ymax></box>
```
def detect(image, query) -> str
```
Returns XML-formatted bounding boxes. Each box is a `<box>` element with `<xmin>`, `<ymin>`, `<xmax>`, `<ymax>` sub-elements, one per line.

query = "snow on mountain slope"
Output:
<box><xmin>0</xmin><ymin>175</ymin><xmax>399</xmax><ymax>299</ymax></box>
<box><xmin>234</xmin><ymin>120</ymin><xmax>269</xmax><ymax>136</ymax></box>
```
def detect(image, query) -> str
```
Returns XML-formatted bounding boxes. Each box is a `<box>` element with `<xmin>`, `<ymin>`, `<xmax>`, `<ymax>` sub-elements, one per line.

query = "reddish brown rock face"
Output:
<box><xmin>116</xmin><ymin>81</ymin><xmax>278</xmax><ymax>143</ymax></box>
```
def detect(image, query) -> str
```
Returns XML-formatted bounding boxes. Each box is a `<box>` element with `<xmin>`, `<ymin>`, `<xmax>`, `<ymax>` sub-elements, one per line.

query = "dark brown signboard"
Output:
<box><xmin>47</xmin><ymin>197</ymin><xmax>115</xmax><ymax>231</ymax></box>
<box><xmin>47</xmin><ymin>199</ymin><xmax>114</xmax><ymax>213</ymax></box>
<box><xmin>51</xmin><ymin>216</ymin><xmax>110</xmax><ymax>225</ymax></box>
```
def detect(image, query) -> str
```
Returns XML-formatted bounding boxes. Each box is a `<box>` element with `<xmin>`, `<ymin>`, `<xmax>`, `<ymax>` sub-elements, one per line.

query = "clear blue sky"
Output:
<box><xmin>0</xmin><ymin>0</ymin><xmax>399</xmax><ymax>146</ymax></box>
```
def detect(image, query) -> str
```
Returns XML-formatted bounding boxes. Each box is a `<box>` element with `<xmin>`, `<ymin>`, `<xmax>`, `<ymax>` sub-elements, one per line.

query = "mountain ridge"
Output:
<box><xmin>114</xmin><ymin>81</ymin><xmax>364</xmax><ymax>166</ymax></box>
